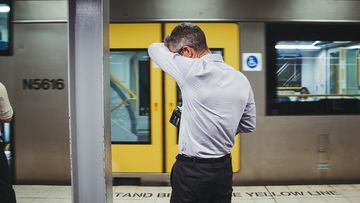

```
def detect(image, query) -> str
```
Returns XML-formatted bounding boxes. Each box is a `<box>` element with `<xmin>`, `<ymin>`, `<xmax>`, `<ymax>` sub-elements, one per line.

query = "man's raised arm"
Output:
<box><xmin>148</xmin><ymin>43</ymin><xmax>193</xmax><ymax>86</ymax></box>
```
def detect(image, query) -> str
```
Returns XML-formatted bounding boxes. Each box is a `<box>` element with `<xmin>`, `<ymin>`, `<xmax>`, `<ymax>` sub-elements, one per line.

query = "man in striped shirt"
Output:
<box><xmin>149</xmin><ymin>23</ymin><xmax>256</xmax><ymax>203</ymax></box>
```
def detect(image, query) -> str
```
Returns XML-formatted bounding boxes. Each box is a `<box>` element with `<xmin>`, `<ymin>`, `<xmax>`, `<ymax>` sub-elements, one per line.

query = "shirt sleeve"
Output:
<box><xmin>0</xmin><ymin>83</ymin><xmax>13</xmax><ymax>121</ymax></box>
<box><xmin>148</xmin><ymin>43</ymin><xmax>194</xmax><ymax>86</ymax></box>
<box><xmin>236</xmin><ymin>89</ymin><xmax>256</xmax><ymax>134</ymax></box>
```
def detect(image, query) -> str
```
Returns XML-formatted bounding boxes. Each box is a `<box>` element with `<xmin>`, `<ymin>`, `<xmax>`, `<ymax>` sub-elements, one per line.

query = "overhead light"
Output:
<box><xmin>312</xmin><ymin>41</ymin><xmax>321</xmax><ymax>46</ymax></box>
<box><xmin>275</xmin><ymin>45</ymin><xmax>321</xmax><ymax>50</ymax></box>
<box><xmin>0</xmin><ymin>5</ymin><xmax>10</xmax><ymax>13</ymax></box>
<box><xmin>345</xmin><ymin>45</ymin><xmax>360</xmax><ymax>49</ymax></box>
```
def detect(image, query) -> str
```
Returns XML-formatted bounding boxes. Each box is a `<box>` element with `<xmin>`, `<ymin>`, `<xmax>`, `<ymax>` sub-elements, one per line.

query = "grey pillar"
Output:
<box><xmin>68</xmin><ymin>0</ymin><xmax>112</xmax><ymax>202</ymax></box>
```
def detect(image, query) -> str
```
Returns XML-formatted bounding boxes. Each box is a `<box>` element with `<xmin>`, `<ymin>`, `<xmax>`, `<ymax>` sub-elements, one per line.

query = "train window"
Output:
<box><xmin>266</xmin><ymin>23</ymin><xmax>360</xmax><ymax>115</ymax></box>
<box><xmin>0</xmin><ymin>1</ymin><xmax>11</xmax><ymax>55</ymax></box>
<box><xmin>110</xmin><ymin>50</ymin><xmax>151</xmax><ymax>143</ymax></box>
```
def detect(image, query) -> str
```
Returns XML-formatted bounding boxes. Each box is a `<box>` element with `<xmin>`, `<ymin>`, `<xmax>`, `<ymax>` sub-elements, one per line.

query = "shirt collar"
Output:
<box><xmin>201</xmin><ymin>53</ymin><xmax>224</xmax><ymax>62</ymax></box>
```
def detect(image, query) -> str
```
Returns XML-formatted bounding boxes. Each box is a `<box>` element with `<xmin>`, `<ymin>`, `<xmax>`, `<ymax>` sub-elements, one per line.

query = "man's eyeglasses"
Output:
<box><xmin>177</xmin><ymin>47</ymin><xmax>186</xmax><ymax>55</ymax></box>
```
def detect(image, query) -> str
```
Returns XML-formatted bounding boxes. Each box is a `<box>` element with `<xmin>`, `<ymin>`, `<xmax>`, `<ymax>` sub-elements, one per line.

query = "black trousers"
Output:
<box><xmin>170</xmin><ymin>155</ymin><xmax>233</xmax><ymax>203</ymax></box>
<box><xmin>0</xmin><ymin>142</ymin><xmax>16</xmax><ymax>203</ymax></box>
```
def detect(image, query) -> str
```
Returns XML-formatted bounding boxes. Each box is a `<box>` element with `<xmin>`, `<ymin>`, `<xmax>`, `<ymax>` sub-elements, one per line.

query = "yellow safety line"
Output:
<box><xmin>110</xmin><ymin>74</ymin><xmax>137</xmax><ymax>111</ymax></box>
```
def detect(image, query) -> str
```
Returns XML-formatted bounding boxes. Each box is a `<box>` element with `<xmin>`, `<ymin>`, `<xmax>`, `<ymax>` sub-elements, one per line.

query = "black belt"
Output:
<box><xmin>176</xmin><ymin>154</ymin><xmax>231</xmax><ymax>163</ymax></box>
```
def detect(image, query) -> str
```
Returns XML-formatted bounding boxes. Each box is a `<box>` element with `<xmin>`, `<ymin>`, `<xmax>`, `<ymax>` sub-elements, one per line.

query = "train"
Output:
<box><xmin>0</xmin><ymin>0</ymin><xmax>360</xmax><ymax>185</ymax></box>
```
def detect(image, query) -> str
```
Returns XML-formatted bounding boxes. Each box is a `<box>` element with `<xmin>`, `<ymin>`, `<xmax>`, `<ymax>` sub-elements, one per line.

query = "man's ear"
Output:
<box><xmin>183</xmin><ymin>46</ymin><xmax>196</xmax><ymax>58</ymax></box>
<box><xmin>188</xmin><ymin>47</ymin><xmax>197</xmax><ymax>58</ymax></box>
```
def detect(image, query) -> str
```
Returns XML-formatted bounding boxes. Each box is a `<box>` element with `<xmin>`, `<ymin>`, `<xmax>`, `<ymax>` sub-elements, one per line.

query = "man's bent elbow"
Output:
<box><xmin>2</xmin><ymin>117</ymin><xmax>12</xmax><ymax>123</ymax></box>
<box><xmin>248</xmin><ymin>121</ymin><xmax>256</xmax><ymax>133</ymax></box>
<box><xmin>244</xmin><ymin>125</ymin><xmax>256</xmax><ymax>133</ymax></box>
<box><xmin>237</xmin><ymin>123</ymin><xmax>256</xmax><ymax>134</ymax></box>
<box><xmin>0</xmin><ymin>115</ymin><xmax>13</xmax><ymax>123</ymax></box>
<box><xmin>247</xmin><ymin>125</ymin><xmax>256</xmax><ymax>133</ymax></box>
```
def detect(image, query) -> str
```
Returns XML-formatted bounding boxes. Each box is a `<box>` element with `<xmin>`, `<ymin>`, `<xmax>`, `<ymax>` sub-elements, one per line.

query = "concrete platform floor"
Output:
<box><xmin>13</xmin><ymin>184</ymin><xmax>360</xmax><ymax>203</ymax></box>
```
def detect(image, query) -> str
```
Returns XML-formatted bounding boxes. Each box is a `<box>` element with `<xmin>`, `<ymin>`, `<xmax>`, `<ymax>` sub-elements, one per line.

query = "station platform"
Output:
<box><xmin>13</xmin><ymin>184</ymin><xmax>360</xmax><ymax>203</ymax></box>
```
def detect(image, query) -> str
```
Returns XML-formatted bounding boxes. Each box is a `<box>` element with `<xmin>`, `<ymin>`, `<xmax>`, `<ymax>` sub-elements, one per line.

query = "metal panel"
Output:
<box><xmin>14</xmin><ymin>1</ymin><xmax>67</xmax><ymax>22</ymax></box>
<box><xmin>68</xmin><ymin>0</ymin><xmax>112</xmax><ymax>202</ymax></box>
<box><xmin>15</xmin><ymin>0</ymin><xmax>360</xmax><ymax>23</ymax></box>
<box><xmin>0</xmin><ymin>23</ymin><xmax>70</xmax><ymax>184</ymax></box>
<box><xmin>110</xmin><ymin>0</ymin><xmax>360</xmax><ymax>22</ymax></box>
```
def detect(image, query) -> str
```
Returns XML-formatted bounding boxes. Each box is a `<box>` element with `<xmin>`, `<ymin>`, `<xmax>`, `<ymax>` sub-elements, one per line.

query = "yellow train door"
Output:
<box><xmin>164</xmin><ymin>23</ymin><xmax>241</xmax><ymax>172</ymax></box>
<box><xmin>110</xmin><ymin>24</ymin><xmax>163</xmax><ymax>172</ymax></box>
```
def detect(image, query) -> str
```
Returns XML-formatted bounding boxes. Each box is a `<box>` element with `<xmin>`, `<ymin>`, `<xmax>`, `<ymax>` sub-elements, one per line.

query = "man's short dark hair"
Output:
<box><xmin>165</xmin><ymin>22</ymin><xmax>208</xmax><ymax>52</ymax></box>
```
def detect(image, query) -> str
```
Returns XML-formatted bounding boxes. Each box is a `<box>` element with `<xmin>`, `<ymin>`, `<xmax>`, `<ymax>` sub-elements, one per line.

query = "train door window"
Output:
<box><xmin>110</xmin><ymin>50</ymin><xmax>151</xmax><ymax>143</ymax></box>
<box><xmin>0</xmin><ymin>1</ymin><xmax>11</xmax><ymax>55</ymax></box>
<box><xmin>266</xmin><ymin>23</ymin><xmax>360</xmax><ymax>115</ymax></box>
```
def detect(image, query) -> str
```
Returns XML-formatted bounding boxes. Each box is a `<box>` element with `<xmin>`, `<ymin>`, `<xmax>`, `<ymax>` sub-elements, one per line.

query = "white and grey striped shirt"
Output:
<box><xmin>149</xmin><ymin>43</ymin><xmax>256</xmax><ymax>158</ymax></box>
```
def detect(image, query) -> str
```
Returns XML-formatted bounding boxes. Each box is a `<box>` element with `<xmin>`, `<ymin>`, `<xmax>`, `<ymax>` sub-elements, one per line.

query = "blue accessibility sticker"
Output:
<box><xmin>246</xmin><ymin>55</ymin><xmax>258</xmax><ymax>69</ymax></box>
